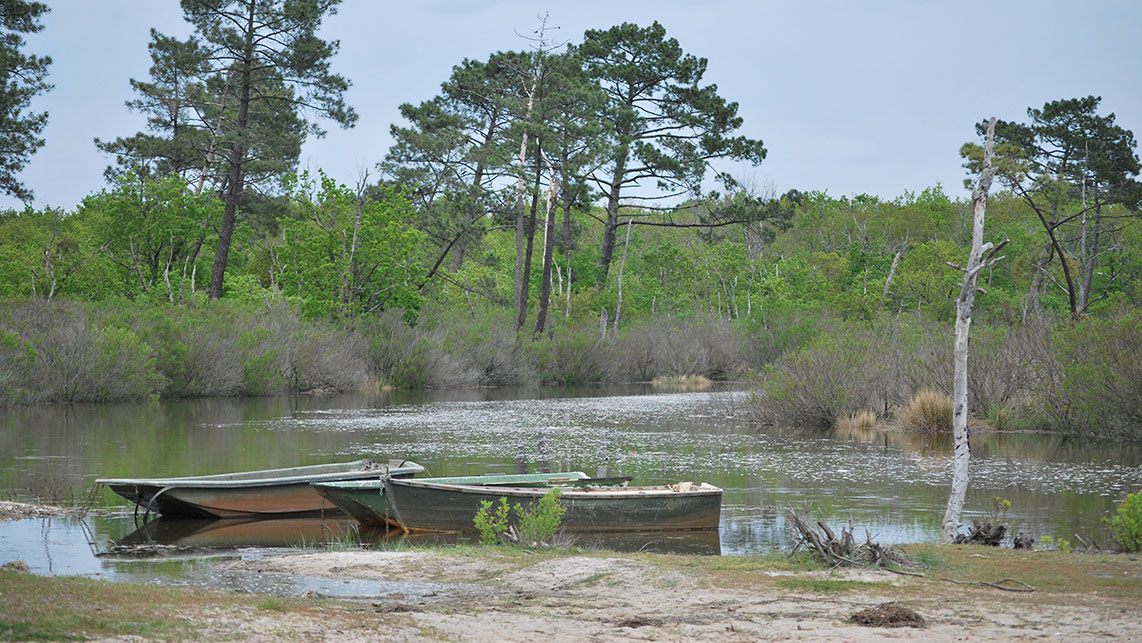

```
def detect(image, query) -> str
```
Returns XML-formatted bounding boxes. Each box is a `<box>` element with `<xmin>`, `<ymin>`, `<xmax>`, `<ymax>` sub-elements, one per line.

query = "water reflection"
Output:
<box><xmin>108</xmin><ymin>516</ymin><xmax>721</xmax><ymax>556</ymax></box>
<box><xmin>3</xmin><ymin>386</ymin><xmax>1142</xmax><ymax>576</ymax></box>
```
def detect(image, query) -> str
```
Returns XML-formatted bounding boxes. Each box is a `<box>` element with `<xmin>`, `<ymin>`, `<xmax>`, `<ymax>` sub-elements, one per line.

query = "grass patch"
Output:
<box><xmin>650</xmin><ymin>374</ymin><xmax>712</xmax><ymax>391</ymax></box>
<box><xmin>908</xmin><ymin>549</ymin><xmax>945</xmax><ymax>568</ymax></box>
<box><xmin>836</xmin><ymin>409</ymin><xmax>878</xmax><ymax>431</ymax></box>
<box><xmin>778</xmin><ymin>578</ymin><xmax>894</xmax><ymax>593</ymax></box>
<box><xmin>902</xmin><ymin>388</ymin><xmax>953</xmax><ymax>432</ymax></box>
<box><xmin>255</xmin><ymin>596</ymin><xmax>289</xmax><ymax>611</ymax></box>
<box><xmin>0</xmin><ymin>570</ymin><xmax>213</xmax><ymax>640</ymax></box>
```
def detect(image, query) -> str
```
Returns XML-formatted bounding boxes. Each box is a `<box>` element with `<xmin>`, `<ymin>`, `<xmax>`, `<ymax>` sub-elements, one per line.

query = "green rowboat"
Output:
<box><xmin>381</xmin><ymin>477</ymin><xmax>722</xmax><ymax>533</ymax></box>
<box><xmin>312</xmin><ymin>472</ymin><xmax>632</xmax><ymax>526</ymax></box>
<box><xmin>97</xmin><ymin>459</ymin><xmax>424</xmax><ymax>519</ymax></box>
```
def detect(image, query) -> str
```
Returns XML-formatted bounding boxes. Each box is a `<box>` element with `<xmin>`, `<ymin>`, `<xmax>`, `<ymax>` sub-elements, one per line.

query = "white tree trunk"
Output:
<box><xmin>942</xmin><ymin>118</ymin><xmax>1002</xmax><ymax>542</ymax></box>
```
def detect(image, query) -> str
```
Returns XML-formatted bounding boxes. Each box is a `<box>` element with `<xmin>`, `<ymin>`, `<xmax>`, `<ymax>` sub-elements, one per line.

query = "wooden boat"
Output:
<box><xmin>381</xmin><ymin>477</ymin><xmax>722</xmax><ymax>533</ymax></box>
<box><xmin>96</xmin><ymin>459</ymin><xmax>424</xmax><ymax>519</ymax></box>
<box><xmin>312</xmin><ymin>471</ymin><xmax>632</xmax><ymax>526</ymax></box>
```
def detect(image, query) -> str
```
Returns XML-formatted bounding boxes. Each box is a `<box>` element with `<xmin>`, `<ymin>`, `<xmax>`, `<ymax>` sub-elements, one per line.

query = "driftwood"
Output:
<box><xmin>785</xmin><ymin>507</ymin><xmax>912</xmax><ymax>569</ymax></box>
<box><xmin>952</xmin><ymin>519</ymin><xmax>1006</xmax><ymax>546</ymax></box>
<box><xmin>1012</xmin><ymin>532</ymin><xmax>1035</xmax><ymax>550</ymax></box>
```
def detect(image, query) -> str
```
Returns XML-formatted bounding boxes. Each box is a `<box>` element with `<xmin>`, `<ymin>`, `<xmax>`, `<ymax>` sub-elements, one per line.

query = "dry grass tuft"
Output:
<box><xmin>650</xmin><ymin>374</ymin><xmax>712</xmax><ymax>391</ymax></box>
<box><xmin>902</xmin><ymin>388</ymin><xmax>953</xmax><ymax>432</ymax></box>
<box><xmin>836</xmin><ymin>409</ymin><xmax>878</xmax><ymax>431</ymax></box>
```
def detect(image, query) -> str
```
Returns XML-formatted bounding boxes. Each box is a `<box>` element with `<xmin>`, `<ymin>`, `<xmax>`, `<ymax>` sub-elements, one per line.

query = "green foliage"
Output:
<box><xmin>1104</xmin><ymin>490</ymin><xmax>1142</xmax><ymax>552</ymax></box>
<box><xmin>473</xmin><ymin>488</ymin><xmax>567</xmax><ymax>547</ymax></box>
<box><xmin>474</xmin><ymin>497</ymin><xmax>512</xmax><ymax>545</ymax></box>
<box><xmin>273</xmin><ymin>171</ymin><xmax>425</xmax><ymax>319</ymax></box>
<box><xmin>514</xmin><ymin>488</ymin><xmax>567</xmax><ymax>545</ymax></box>
<box><xmin>1038</xmin><ymin>535</ymin><xmax>1073</xmax><ymax>553</ymax></box>
<box><xmin>81</xmin><ymin>173</ymin><xmax>222</xmax><ymax>301</ymax></box>
<box><xmin>1048</xmin><ymin>311</ymin><xmax>1142</xmax><ymax>439</ymax></box>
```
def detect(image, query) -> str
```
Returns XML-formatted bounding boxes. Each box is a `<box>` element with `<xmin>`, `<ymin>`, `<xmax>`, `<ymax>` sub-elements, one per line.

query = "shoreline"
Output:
<box><xmin>3</xmin><ymin>543</ymin><xmax>1141</xmax><ymax>641</ymax></box>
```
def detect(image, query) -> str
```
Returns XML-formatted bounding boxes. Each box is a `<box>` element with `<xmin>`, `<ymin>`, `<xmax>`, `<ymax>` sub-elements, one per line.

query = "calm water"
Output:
<box><xmin>2</xmin><ymin>386</ymin><xmax>1141</xmax><ymax>592</ymax></box>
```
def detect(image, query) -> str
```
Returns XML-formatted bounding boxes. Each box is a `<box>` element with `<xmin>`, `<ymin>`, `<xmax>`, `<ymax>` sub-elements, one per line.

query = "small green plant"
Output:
<box><xmin>987</xmin><ymin>496</ymin><xmax>1012</xmax><ymax>525</ymax></box>
<box><xmin>474</xmin><ymin>497</ymin><xmax>512</xmax><ymax>545</ymax></box>
<box><xmin>513</xmin><ymin>488</ymin><xmax>566</xmax><ymax>545</ymax></box>
<box><xmin>1104</xmin><ymin>490</ymin><xmax>1142</xmax><ymax>552</ymax></box>
<box><xmin>1039</xmin><ymin>535</ymin><xmax>1073</xmax><ymax>553</ymax></box>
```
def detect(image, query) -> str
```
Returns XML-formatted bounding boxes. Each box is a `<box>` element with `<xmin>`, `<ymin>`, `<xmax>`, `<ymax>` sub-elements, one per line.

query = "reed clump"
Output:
<box><xmin>651</xmin><ymin>374</ymin><xmax>713</xmax><ymax>391</ymax></box>
<box><xmin>836</xmin><ymin>409</ymin><xmax>879</xmax><ymax>431</ymax></box>
<box><xmin>902</xmin><ymin>388</ymin><xmax>953</xmax><ymax>432</ymax></box>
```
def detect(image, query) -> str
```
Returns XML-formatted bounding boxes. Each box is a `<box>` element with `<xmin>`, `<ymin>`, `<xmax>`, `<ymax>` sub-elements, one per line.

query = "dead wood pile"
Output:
<box><xmin>952</xmin><ymin>519</ymin><xmax>1006</xmax><ymax>546</ymax></box>
<box><xmin>786</xmin><ymin>507</ymin><xmax>913</xmax><ymax>569</ymax></box>
<box><xmin>848</xmin><ymin>602</ymin><xmax>926</xmax><ymax>628</ymax></box>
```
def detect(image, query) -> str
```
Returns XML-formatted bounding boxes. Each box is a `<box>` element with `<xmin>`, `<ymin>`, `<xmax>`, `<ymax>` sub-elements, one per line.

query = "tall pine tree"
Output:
<box><xmin>0</xmin><ymin>0</ymin><xmax>51</xmax><ymax>201</ymax></box>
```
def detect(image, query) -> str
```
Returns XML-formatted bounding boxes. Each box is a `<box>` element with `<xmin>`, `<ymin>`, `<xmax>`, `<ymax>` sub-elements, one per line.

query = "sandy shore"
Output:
<box><xmin>210</xmin><ymin>548</ymin><xmax>1142</xmax><ymax>641</ymax></box>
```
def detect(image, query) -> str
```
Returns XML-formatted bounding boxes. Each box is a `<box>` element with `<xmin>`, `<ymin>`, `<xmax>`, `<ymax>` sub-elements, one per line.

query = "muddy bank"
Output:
<box><xmin>215</xmin><ymin>548</ymin><xmax>1142</xmax><ymax>641</ymax></box>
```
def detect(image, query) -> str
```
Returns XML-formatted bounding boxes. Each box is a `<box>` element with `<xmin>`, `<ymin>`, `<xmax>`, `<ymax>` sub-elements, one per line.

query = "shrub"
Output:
<box><xmin>474</xmin><ymin>497</ymin><xmax>512</xmax><ymax>545</ymax></box>
<box><xmin>1104</xmin><ymin>490</ymin><xmax>1142</xmax><ymax>553</ymax></box>
<box><xmin>473</xmin><ymin>488</ymin><xmax>567</xmax><ymax>547</ymax></box>
<box><xmin>749</xmin><ymin>318</ymin><xmax>905</xmax><ymax>428</ymax></box>
<box><xmin>529</xmin><ymin>322</ymin><xmax>609</xmax><ymax>384</ymax></box>
<box><xmin>514</xmin><ymin>488</ymin><xmax>566</xmax><ymax>545</ymax></box>
<box><xmin>1046</xmin><ymin>312</ymin><xmax>1142</xmax><ymax>440</ymax></box>
<box><xmin>902</xmin><ymin>388</ymin><xmax>953</xmax><ymax>432</ymax></box>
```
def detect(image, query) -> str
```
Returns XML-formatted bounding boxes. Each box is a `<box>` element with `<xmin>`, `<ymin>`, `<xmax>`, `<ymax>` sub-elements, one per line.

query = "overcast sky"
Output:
<box><xmin>4</xmin><ymin>0</ymin><xmax>1140</xmax><ymax>211</ymax></box>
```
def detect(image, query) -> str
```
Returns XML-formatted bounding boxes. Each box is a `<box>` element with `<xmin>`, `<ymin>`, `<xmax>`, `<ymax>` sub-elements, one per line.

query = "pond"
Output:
<box><xmin>2</xmin><ymin>386</ymin><xmax>1141</xmax><ymax>590</ymax></box>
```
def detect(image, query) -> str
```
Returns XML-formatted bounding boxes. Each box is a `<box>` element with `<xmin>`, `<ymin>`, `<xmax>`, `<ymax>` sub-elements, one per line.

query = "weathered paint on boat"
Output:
<box><xmin>382</xmin><ymin>478</ymin><xmax>722</xmax><ymax>533</ymax></box>
<box><xmin>312</xmin><ymin>471</ymin><xmax>633</xmax><ymax>526</ymax></box>
<box><xmin>96</xmin><ymin>459</ymin><xmax>424</xmax><ymax>518</ymax></box>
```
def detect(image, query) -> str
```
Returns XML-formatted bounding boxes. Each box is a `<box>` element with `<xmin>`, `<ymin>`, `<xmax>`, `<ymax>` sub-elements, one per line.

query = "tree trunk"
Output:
<box><xmin>942</xmin><ymin>117</ymin><xmax>1001</xmax><ymax>542</ymax></box>
<box><xmin>513</xmin><ymin>69</ymin><xmax>539</xmax><ymax>329</ymax></box>
<box><xmin>516</xmin><ymin>148</ymin><xmax>541</xmax><ymax>330</ymax></box>
<box><xmin>879</xmin><ymin>245</ymin><xmax>905</xmax><ymax>309</ymax></box>
<box><xmin>614</xmin><ymin>219</ymin><xmax>633</xmax><ymax>330</ymax></box>
<box><xmin>1077</xmin><ymin>202</ymin><xmax>1102</xmax><ymax>314</ymax></box>
<box><xmin>534</xmin><ymin>177</ymin><xmax>559</xmax><ymax>336</ymax></box>
<box><xmin>597</xmin><ymin>147</ymin><xmax>628</xmax><ymax>280</ymax></box>
<box><xmin>208</xmin><ymin>6</ymin><xmax>254</xmax><ymax>300</ymax></box>
<box><xmin>1021</xmin><ymin>243</ymin><xmax>1052</xmax><ymax>321</ymax></box>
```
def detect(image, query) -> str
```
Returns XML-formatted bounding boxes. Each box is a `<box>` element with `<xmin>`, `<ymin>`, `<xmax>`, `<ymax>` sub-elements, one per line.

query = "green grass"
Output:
<box><xmin>908</xmin><ymin>549</ymin><xmax>945</xmax><ymax>568</ymax></box>
<box><xmin>778</xmin><ymin>578</ymin><xmax>894</xmax><ymax>593</ymax></box>
<box><xmin>255</xmin><ymin>596</ymin><xmax>289</xmax><ymax>611</ymax></box>
<box><xmin>0</xmin><ymin>571</ymin><xmax>201</xmax><ymax>640</ymax></box>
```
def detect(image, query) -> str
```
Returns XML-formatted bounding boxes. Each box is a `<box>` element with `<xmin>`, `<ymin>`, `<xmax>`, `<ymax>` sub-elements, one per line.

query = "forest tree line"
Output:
<box><xmin>0</xmin><ymin>2</ymin><xmax>1139</xmax><ymax>438</ymax></box>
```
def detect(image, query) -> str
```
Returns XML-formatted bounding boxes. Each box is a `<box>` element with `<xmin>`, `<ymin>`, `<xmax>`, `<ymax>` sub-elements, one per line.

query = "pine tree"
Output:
<box><xmin>0</xmin><ymin>0</ymin><xmax>51</xmax><ymax>201</ymax></box>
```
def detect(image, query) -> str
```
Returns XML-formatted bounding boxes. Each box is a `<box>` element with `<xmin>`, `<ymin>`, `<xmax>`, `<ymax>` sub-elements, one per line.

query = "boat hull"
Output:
<box><xmin>383</xmin><ymin>478</ymin><xmax>722</xmax><ymax>533</ymax></box>
<box><xmin>97</xmin><ymin>459</ymin><xmax>424</xmax><ymax>518</ymax></box>
<box><xmin>313</xmin><ymin>472</ymin><xmax>630</xmax><ymax>526</ymax></box>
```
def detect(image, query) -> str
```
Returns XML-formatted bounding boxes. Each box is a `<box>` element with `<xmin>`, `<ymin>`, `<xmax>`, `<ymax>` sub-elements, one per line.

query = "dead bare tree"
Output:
<box><xmin>941</xmin><ymin>118</ymin><xmax>1009</xmax><ymax>541</ymax></box>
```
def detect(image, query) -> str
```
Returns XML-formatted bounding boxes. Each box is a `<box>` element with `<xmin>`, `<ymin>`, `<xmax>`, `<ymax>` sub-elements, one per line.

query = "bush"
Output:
<box><xmin>901</xmin><ymin>388</ymin><xmax>953</xmax><ymax>432</ymax></box>
<box><xmin>472</xmin><ymin>488</ymin><xmax>567</xmax><ymax>547</ymax></box>
<box><xmin>749</xmin><ymin>318</ymin><xmax>906</xmax><ymax>427</ymax></box>
<box><xmin>514</xmin><ymin>488</ymin><xmax>567</xmax><ymax>545</ymax></box>
<box><xmin>1105</xmin><ymin>490</ymin><xmax>1142</xmax><ymax>553</ymax></box>
<box><xmin>1046</xmin><ymin>312</ymin><xmax>1142</xmax><ymax>440</ymax></box>
<box><xmin>474</xmin><ymin>497</ymin><xmax>512</xmax><ymax>545</ymax></box>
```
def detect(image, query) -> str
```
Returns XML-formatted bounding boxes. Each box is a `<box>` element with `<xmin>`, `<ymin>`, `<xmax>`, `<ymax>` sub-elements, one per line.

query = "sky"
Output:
<box><xmin>4</xmin><ymin>0</ymin><xmax>1141</xmax><ymax>211</ymax></box>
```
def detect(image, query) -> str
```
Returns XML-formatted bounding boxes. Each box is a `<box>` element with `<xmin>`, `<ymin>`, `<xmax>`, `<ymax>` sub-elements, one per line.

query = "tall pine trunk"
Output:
<box><xmin>208</xmin><ymin>5</ymin><xmax>254</xmax><ymax>300</ymax></box>
<box><xmin>534</xmin><ymin>177</ymin><xmax>559</xmax><ymax>336</ymax></box>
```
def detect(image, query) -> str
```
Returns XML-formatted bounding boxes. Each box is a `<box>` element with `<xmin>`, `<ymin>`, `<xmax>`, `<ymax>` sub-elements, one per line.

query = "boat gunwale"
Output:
<box><xmin>385</xmin><ymin>477</ymin><xmax>722</xmax><ymax>499</ymax></box>
<box><xmin>95</xmin><ymin>460</ymin><xmax>424</xmax><ymax>490</ymax></box>
<box><xmin>311</xmin><ymin>471</ymin><xmax>594</xmax><ymax>491</ymax></box>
